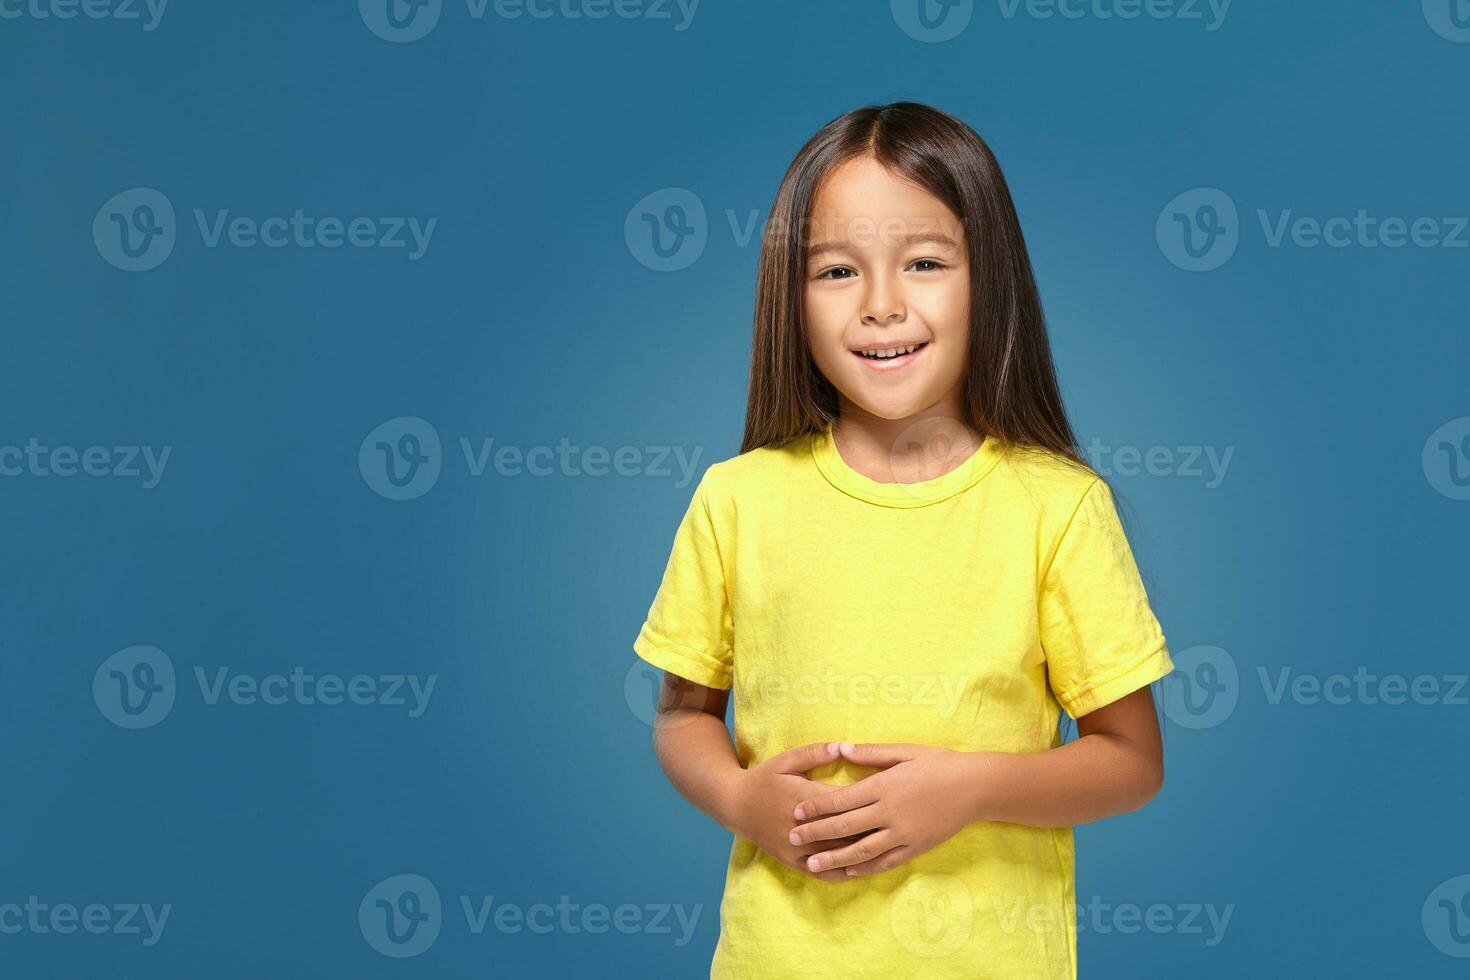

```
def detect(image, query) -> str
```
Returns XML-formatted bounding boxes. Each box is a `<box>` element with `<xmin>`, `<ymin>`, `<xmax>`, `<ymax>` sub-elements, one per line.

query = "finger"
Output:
<box><xmin>802</xmin><ymin>829</ymin><xmax>898</xmax><ymax>874</ymax></box>
<box><xmin>838</xmin><ymin>742</ymin><xmax>915</xmax><ymax>769</ymax></box>
<box><xmin>794</xmin><ymin>833</ymin><xmax>863</xmax><ymax>858</ymax></box>
<box><xmin>788</xmin><ymin>804</ymin><xmax>885</xmax><ymax>846</ymax></box>
<box><xmin>802</xmin><ymin>863</ymin><xmax>850</xmax><ymax>883</ymax></box>
<box><xmin>793</xmin><ymin>778</ymin><xmax>883</xmax><ymax>822</ymax></box>
<box><xmin>771</xmin><ymin>741</ymin><xmax>841</xmax><ymax>775</ymax></box>
<box><xmin>770</xmin><ymin>851</ymin><xmax>848</xmax><ymax>882</ymax></box>
<box><xmin>841</xmin><ymin>844</ymin><xmax>916</xmax><ymax>878</ymax></box>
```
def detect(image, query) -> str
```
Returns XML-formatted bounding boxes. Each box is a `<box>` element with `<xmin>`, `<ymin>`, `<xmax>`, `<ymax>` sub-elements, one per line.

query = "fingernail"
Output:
<box><xmin>840</xmin><ymin>741</ymin><xmax>854</xmax><ymax>753</ymax></box>
<box><xmin>826</xmin><ymin>741</ymin><xmax>838</xmax><ymax>752</ymax></box>
<box><xmin>845</xmin><ymin>867</ymin><xmax>857</xmax><ymax>876</ymax></box>
<box><xmin>788</xmin><ymin>830</ymin><xmax>800</xmax><ymax>844</ymax></box>
<box><xmin>807</xmin><ymin>857</ymin><xmax>820</xmax><ymax>871</ymax></box>
<box><xmin>793</xmin><ymin>806</ymin><xmax>805</xmax><ymax>820</ymax></box>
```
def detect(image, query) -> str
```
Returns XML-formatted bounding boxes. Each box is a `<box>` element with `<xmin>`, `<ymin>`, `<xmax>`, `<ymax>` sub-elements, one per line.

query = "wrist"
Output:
<box><xmin>963</xmin><ymin>750</ymin><xmax>1008</xmax><ymax>823</ymax></box>
<box><xmin>712</xmin><ymin>766</ymin><xmax>749</xmax><ymax>835</ymax></box>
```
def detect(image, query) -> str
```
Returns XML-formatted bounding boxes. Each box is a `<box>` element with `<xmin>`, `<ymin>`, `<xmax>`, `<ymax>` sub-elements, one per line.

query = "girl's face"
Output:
<box><xmin>803</xmin><ymin>155</ymin><xmax>971</xmax><ymax>423</ymax></box>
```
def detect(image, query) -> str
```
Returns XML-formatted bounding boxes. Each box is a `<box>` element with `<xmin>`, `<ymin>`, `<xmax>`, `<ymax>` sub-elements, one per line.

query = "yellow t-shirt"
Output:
<box><xmin>633</xmin><ymin>424</ymin><xmax>1173</xmax><ymax>980</ymax></box>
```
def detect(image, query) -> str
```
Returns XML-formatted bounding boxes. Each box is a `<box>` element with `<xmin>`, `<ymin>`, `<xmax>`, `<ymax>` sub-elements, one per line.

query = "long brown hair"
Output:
<box><xmin>740</xmin><ymin>101</ymin><xmax>1087</xmax><ymax>473</ymax></box>
<box><xmin>739</xmin><ymin>103</ymin><xmax>1172</xmax><ymax>739</ymax></box>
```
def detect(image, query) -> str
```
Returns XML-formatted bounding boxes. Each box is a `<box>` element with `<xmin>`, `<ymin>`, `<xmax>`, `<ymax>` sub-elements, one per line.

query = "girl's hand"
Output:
<box><xmin>788</xmin><ymin>742</ymin><xmax>986</xmax><ymax>878</ymax></box>
<box><xmin>728</xmin><ymin>741</ymin><xmax>868</xmax><ymax>883</ymax></box>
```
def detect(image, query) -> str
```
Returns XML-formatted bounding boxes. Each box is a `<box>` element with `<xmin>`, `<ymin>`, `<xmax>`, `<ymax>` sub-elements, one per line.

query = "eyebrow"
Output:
<box><xmin>806</xmin><ymin>231</ymin><xmax>962</xmax><ymax>261</ymax></box>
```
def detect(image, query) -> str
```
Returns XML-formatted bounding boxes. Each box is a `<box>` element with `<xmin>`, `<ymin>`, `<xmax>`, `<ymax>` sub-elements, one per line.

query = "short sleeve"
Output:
<box><xmin>632</xmin><ymin>473</ymin><xmax>734</xmax><ymax>690</ymax></box>
<box><xmin>1039</xmin><ymin>479</ymin><xmax>1173</xmax><ymax>719</ymax></box>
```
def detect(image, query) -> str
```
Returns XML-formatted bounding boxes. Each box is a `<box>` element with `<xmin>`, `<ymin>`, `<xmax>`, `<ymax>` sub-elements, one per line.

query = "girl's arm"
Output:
<box><xmin>965</xmin><ymin>685</ymin><xmax>1165</xmax><ymax>827</ymax></box>
<box><xmin>648</xmin><ymin>671</ymin><xmax>865</xmax><ymax>882</ymax></box>
<box><xmin>788</xmin><ymin>687</ymin><xmax>1165</xmax><ymax>877</ymax></box>
<box><xmin>647</xmin><ymin>671</ymin><xmax>743</xmax><ymax>833</ymax></box>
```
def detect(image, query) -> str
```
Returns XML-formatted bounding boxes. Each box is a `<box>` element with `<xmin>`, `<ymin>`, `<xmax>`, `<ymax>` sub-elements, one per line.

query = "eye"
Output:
<box><xmin>815</xmin><ymin>266</ymin><xmax>856</xmax><ymax>280</ymax></box>
<box><xmin>909</xmin><ymin>258</ymin><xmax>946</xmax><ymax>272</ymax></box>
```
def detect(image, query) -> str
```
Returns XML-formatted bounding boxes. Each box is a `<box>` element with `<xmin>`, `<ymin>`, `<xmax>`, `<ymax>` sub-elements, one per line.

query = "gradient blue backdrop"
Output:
<box><xmin>3</xmin><ymin>1</ymin><xmax>1468</xmax><ymax>976</ymax></box>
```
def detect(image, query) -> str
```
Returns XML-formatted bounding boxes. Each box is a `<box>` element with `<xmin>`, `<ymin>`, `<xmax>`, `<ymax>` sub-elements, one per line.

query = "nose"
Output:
<box><xmin>860</xmin><ymin>270</ymin><xmax>906</xmax><ymax>326</ymax></box>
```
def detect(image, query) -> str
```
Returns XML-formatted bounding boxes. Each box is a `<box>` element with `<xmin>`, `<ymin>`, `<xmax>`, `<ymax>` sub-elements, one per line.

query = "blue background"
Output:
<box><xmin>4</xmin><ymin>0</ymin><xmax>1469</xmax><ymax>976</ymax></box>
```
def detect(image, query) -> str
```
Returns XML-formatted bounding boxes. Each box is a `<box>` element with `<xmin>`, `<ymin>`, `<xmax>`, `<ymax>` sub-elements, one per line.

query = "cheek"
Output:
<box><xmin>918</xmin><ymin>285</ymin><xmax>971</xmax><ymax>381</ymax></box>
<box><xmin>803</xmin><ymin>295</ymin><xmax>850</xmax><ymax>365</ymax></box>
<box><xmin>915</xmin><ymin>281</ymin><xmax>969</xmax><ymax>340</ymax></box>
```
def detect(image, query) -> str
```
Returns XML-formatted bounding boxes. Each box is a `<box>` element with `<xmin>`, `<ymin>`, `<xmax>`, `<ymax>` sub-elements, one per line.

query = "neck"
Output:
<box><xmin>831</xmin><ymin>393</ymin><xmax>983</xmax><ymax>484</ymax></box>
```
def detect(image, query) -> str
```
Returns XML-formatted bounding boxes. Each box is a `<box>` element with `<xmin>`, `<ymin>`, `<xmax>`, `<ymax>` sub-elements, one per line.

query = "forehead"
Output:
<box><xmin>807</xmin><ymin>155</ymin><xmax>963</xmax><ymax>242</ymax></box>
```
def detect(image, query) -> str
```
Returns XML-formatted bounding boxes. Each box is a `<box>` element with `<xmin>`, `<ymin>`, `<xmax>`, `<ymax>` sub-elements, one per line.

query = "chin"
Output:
<box><xmin>845</xmin><ymin>391</ymin><xmax>930</xmax><ymax>422</ymax></box>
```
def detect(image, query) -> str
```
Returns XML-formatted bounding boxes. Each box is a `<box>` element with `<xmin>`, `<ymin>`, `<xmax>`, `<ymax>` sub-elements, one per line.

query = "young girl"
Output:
<box><xmin>633</xmin><ymin>101</ymin><xmax>1173</xmax><ymax>979</ymax></box>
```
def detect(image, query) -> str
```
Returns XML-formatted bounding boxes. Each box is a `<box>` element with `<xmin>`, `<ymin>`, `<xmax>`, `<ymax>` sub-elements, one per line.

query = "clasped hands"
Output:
<box><xmin>726</xmin><ymin>740</ymin><xmax>990</xmax><ymax>882</ymax></box>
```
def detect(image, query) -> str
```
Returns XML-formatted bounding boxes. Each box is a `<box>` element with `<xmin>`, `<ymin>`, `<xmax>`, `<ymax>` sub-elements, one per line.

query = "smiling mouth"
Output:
<box><xmin>852</xmin><ymin>341</ymin><xmax>929</xmax><ymax>369</ymax></box>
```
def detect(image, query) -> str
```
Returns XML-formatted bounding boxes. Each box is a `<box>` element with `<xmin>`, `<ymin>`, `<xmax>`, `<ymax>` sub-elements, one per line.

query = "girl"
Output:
<box><xmin>633</xmin><ymin>101</ymin><xmax>1173</xmax><ymax>979</ymax></box>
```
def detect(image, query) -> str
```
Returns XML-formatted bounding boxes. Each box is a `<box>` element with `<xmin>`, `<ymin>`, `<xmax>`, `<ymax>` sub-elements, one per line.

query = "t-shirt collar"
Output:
<box><xmin>809</xmin><ymin>421</ymin><xmax>1002</xmax><ymax>508</ymax></box>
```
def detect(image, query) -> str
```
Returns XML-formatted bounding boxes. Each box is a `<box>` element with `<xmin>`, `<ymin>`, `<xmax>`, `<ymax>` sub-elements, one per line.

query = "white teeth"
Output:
<box><xmin>859</xmin><ymin>343</ymin><xmax>921</xmax><ymax>359</ymax></box>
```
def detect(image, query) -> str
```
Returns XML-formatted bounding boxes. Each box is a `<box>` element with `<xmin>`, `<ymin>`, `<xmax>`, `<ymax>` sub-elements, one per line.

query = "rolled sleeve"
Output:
<box><xmin>632</xmin><ymin>472</ymin><xmax>734</xmax><ymax>690</ymax></box>
<box><xmin>1040</xmin><ymin>479</ymin><xmax>1174</xmax><ymax>719</ymax></box>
